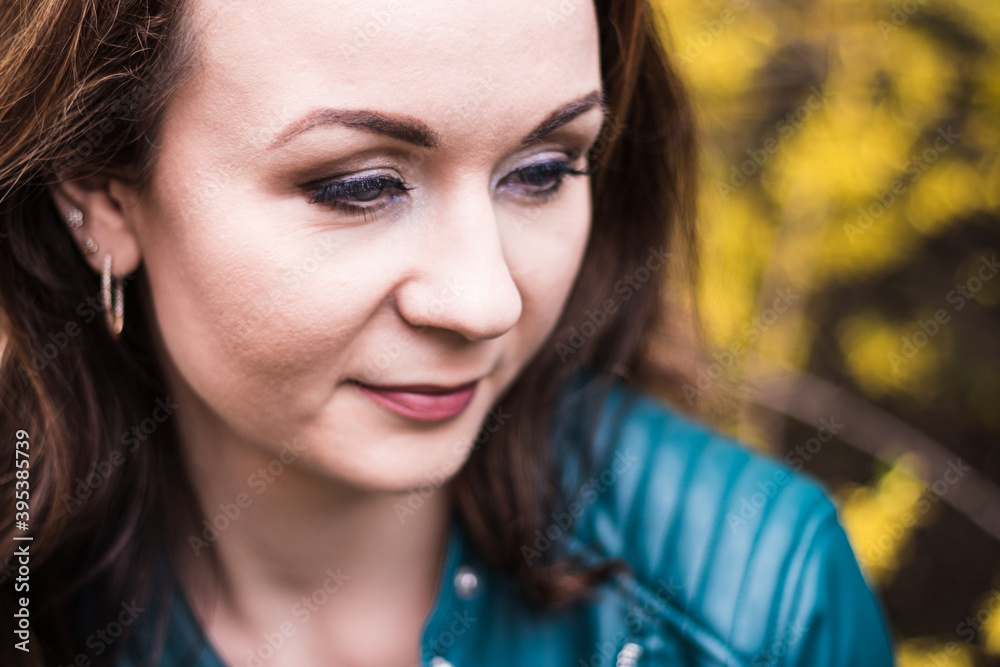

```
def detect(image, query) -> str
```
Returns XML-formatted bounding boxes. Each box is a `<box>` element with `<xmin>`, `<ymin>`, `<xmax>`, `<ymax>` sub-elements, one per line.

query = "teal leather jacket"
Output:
<box><xmin>112</xmin><ymin>379</ymin><xmax>894</xmax><ymax>666</ymax></box>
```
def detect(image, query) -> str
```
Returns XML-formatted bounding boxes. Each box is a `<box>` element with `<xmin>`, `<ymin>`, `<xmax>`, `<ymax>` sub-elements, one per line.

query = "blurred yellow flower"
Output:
<box><xmin>897</xmin><ymin>640</ymin><xmax>975</xmax><ymax>667</ymax></box>
<box><xmin>838</xmin><ymin>454</ymin><xmax>928</xmax><ymax>585</ymax></box>
<box><xmin>837</xmin><ymin>310</ymin><xmax>946</xmax><ymax>402</ymax></box>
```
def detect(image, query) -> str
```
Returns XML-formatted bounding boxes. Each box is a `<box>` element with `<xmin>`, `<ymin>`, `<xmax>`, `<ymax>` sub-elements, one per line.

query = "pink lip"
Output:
<box><xmin>351</xmin><ymin>380</ymin><xmax>477</xmax><ymax>421</ymax></box>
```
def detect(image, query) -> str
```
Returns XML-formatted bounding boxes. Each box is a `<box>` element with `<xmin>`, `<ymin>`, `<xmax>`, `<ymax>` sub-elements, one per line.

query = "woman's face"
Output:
<box><xmin>124</xmin><ymin>0</ymin><xmax>604</xmax><ymax>491</ymax></box>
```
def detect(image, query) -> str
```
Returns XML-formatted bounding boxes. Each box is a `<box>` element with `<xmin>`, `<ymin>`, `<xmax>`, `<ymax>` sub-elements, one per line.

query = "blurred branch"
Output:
<box><xmin>748</xmin><ymin>369</ymin><xmax>1000</xmax><ymax>543</ymax></box>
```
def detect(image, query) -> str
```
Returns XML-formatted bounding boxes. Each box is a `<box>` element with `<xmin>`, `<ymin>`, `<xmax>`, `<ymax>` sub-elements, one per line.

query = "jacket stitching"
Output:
<box><xmin>615</xmin><ymin>567</ymin><xmax>752</xmax><ymax>666</ymax></box>
<box><xmin>691</xmin><ymin>439</ymin><xmax>753</xmax><ymax>608</ymax></box>
<box><xmin>757</xmin><ymin>495</ymin><xmax>836</xmax><ymax>667</ymax></box>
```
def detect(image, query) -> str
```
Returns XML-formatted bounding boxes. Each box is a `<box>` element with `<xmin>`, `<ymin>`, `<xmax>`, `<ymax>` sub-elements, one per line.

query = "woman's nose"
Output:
<box><xmin>393</xmin><ymin>191</ymin><xmax>523</xmax><ymax>342</ymax></box>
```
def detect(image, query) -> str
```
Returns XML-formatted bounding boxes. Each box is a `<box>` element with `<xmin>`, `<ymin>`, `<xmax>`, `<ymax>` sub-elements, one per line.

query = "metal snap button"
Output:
<box><xmin>453</xmin><ymin>565</ymin><xmax>479</xmax><ymax>600</ymax></box>
<box><xmin>616</xmin><ymin>641</ymin><xmax>643</xmax><ymax>667</ymax></box>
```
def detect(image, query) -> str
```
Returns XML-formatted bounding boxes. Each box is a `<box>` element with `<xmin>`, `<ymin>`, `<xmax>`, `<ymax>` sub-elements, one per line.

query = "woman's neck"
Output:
<box><xmin>170</xmin><ymin>393</ymin><xmax>455</xmax><ymax>666</ymax></box>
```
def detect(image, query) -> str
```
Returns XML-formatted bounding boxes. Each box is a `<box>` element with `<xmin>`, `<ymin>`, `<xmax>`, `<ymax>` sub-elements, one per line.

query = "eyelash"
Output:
<box><xmin>306</xmin><ymin>159</ymin><xmax>595</xmax><ymax>221</ymax></box>
<box><xmin>307</xmin><ymin>175</ymin><xmax>415</xmax><ymax>221</ymax></box>
<box><xmin>509</xmin><ymin>160</ymin><xmax>596</xmax><ymax>202</ymax></box>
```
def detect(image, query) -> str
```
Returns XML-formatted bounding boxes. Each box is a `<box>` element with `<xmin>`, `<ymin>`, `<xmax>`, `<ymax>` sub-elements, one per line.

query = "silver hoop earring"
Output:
<box><xmin>102</xmin><ymin>253</ymin><xmax>125</xmax><ymax>338</ymax></box>
<box><xmin>65</xmin><ymin>207</ymin><xmax>84</xmax><ymax>230</ymax></box>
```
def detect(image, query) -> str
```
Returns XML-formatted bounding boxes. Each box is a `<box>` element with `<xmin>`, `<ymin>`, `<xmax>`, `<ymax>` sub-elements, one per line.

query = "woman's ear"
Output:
<box><xmin>47</xmin><ymin>171</ymin><xmax>143</xmax><ymax>276</ymax></box>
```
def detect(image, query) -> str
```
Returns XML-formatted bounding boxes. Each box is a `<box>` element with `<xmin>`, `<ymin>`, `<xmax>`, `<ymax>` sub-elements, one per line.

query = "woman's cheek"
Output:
<box><xmin>509</xmin><ymin>187</ymin><xmax>592</xmax><ymax>342</ymax></box>
<box><xmin>141</xmin><ymin>232</ymin><xmax>315</xmax><ymax>415</ymax></box>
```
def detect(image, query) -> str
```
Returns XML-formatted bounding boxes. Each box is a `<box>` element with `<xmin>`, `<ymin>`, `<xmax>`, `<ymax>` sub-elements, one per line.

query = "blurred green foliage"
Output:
<box><xmin>656</xmin><ymin>0</ymin><xmax>1000</xmax><ymax>663</ymax></box>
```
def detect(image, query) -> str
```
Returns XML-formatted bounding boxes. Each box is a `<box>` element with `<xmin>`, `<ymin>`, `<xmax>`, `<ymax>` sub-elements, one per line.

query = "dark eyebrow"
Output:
<box><xmin>518</xmin><ymin>90</ymin><xmax>607</xmax><ymax>148</ymax></box>
<box><xmin>267</xmin><ymin>89</ymin><xmax>607</xmax><ymax>151</ymax></box>
<box><xmin>269</xmin><ymin>109</ymin><xmax>440</xmax><ymax>150</ymax></box>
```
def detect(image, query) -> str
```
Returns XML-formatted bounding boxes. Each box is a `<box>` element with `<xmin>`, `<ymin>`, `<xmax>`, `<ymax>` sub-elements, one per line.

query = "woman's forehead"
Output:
<box><xmin>174</xmin><ymin>0</ymin><xmax>602</xmax><ymax>152</ymax></box>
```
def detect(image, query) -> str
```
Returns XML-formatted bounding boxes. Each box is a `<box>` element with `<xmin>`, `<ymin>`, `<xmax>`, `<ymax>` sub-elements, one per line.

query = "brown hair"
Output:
<box><xmin>456</xmin><ymin>0</ymin><xmax>701</xmax><ymax>603</ymax></box>
<box><xmin>0</xmin><ymin>0</ymin><xmax>700</xmax><ymax>664</ymax></box>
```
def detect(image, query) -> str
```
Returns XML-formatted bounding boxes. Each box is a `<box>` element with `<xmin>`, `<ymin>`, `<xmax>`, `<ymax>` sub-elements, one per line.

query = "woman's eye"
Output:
<box><xmin>501</xmin><ymin>160</ymin><xmax>594</xmax><ymax>201</ymax></box>
<box><xmin>307</xmin><ymin>174</ymin><xmax>414</xmax><ymax>219</ymax></box>
<box><xmin>305</xmin><ymin>159</ymin><xmax>592</xmax><ymax>220</ymax></box>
